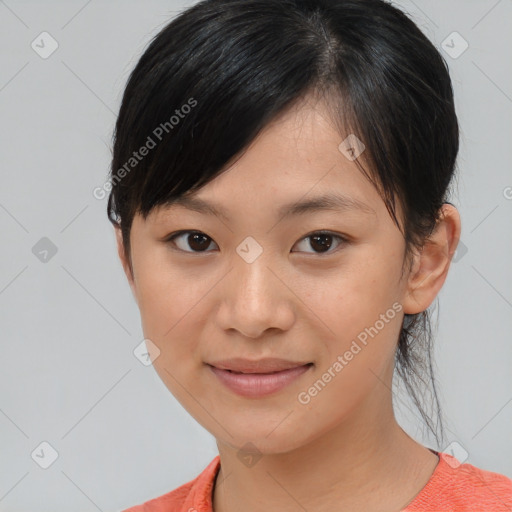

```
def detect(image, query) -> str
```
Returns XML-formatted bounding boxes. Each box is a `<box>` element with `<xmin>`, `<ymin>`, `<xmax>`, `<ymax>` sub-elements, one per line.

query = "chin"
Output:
<box><xmin>213</xmin><ymin>418</ymin><xmax>312</xmax><ymax>456</ymax></box>
<box><xmin>219</xmin><ymin>434</ymin><xmax>305</xmax><ymax>457</ymax></box>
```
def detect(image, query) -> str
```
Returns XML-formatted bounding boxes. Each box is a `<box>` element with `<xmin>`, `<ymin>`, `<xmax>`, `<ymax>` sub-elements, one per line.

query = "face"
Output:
<box><xmin>117</xmin><ymin>95</ymin><xmax>443</xmax><ymax>455</ymax></box>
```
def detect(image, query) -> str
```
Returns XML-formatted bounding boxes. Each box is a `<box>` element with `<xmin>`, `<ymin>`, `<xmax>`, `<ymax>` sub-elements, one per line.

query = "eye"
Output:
<box><xmin>166</xmin><ymin>230</ymin><xmax>218</xmax><ymax>253</ymax></box>
<box><xmin>292</xmin><ymin>231</ymin><xmax>347</xmax><ymax>255</ymax></box>
<box><xmin>166</xmin><ymin>230</ymin><xmax>348</xmax><ymax>255</ymax></box>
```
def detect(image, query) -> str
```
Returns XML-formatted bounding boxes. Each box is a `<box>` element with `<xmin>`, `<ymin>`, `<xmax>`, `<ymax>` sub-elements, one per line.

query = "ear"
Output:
<box><xmin>402</xmin><ymin>204</ymin><xmax>461</xmax><ymax>315</ymax></box>
<box><xmin>115</xmin><ymin>225</ymin><xmax>137</xmax><ymax>303</ymax></box>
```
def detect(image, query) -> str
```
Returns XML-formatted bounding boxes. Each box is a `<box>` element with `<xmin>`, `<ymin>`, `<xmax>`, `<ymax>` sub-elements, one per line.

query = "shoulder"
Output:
<box><xmin>121</xmin><ymin>456</ymin><xmax>221</xmax><ymax>512</ymax></box>
<box><xmin>405</xmin><ymin>451</ymin><xmax>512</xmax><ymax>511</ymax></box>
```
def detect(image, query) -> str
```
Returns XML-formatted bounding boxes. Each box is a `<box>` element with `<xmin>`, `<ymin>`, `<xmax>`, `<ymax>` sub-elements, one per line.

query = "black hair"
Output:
<box><xmin>107</xmin><ymin>0</ymin><xmax>459</xmax><ymax>446</ymax></box>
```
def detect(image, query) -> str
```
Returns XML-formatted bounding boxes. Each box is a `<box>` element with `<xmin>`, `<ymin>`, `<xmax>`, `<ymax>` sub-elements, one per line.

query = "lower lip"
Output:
<box><xmin>208</xmin><ymin>364</ymin><xmax>313</xmax><ymax>398</ymax></box>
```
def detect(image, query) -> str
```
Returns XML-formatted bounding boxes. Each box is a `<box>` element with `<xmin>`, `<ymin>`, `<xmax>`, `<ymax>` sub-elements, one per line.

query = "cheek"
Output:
<box><xmin>134</xmin><ymin>259</ymin><xmax>210</xmax><ymax>402</ymax></box>
<box><xmin>304</xmin><ymin>248</ymin><xmax>404</xmax><ymax>373</ymax></box>
<box><xmin>313</xmin><ymin>250</ymin><xmax>402</xmax><ymax>328</ymax></box>
<box><xmin>132</xmin><ymin>251</ymin><xmax>209</xmax><ymax>356</ymax></box>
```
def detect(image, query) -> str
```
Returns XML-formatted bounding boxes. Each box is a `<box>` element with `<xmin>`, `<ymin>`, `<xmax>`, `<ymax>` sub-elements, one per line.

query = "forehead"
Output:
<box><xmin>149</xmin><ymin>96</ymin><xmax>395</xmax><ymax>225</ymax></box>
<box><xmin>158</xmin><ymin>190</ymin><xmax>377</xmax><ymax>225</ymax></box>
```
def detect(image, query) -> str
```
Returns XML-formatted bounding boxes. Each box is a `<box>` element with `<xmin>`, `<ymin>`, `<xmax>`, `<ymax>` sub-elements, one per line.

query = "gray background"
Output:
<box><xmin>0</xmin><ymin>1</ymin><xmax>511</xmax><ymax>511</ymax></box>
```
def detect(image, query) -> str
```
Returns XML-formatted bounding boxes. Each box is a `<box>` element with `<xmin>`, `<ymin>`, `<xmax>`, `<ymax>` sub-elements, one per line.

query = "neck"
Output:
<box><xmin>212</xmin><ymin>375</ymin><xmax>438</xmax><ymax>512</ymax></box>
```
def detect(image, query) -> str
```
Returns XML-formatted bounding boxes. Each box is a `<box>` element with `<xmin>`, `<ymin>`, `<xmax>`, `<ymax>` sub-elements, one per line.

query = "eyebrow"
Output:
<box><xmin>164</xmin><ymin>192</ymin><xmax>375</xmax><ymax>221</ymax></box>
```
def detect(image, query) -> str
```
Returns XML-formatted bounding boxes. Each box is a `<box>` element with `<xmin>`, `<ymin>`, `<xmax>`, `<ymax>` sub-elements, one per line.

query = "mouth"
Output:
<box><xmin>207</xmin><ymin>357</ymin><xmax>314</xmax><ymax>374</ymax></box>
<box><xmin>206</xmin><ymin>361</ymin><xmax>314</xmax><ymax>398</ymax></box>
<box><xmin>224</xmin><ymin>368</ymin><xmax>303</xmax><ymax>374</ymax></box>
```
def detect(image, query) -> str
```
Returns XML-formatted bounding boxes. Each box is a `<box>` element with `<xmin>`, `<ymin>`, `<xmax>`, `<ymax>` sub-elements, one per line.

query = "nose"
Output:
<box><xmin>215</xmin><ymin>257</ymin><xmax>295</xmax><ymax>339</ymax></box>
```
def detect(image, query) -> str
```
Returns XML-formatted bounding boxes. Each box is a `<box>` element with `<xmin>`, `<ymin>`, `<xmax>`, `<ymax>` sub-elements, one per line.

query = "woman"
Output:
<box><xmin>108</xmin><ymin>0</ymin><xmax>512</xmax><ymax>510</ymax></box>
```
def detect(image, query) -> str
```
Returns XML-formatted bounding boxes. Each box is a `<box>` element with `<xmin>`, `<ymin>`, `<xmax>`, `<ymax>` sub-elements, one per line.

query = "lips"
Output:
<box><xmin>207</xmin><ymin>357</ymin><xmax>313</xmax><ymax>374</ymax></box>
<box><xmin>207</xmin><ymin>361</ymin><xmax>313</xmax><ymax>398</ymax></box>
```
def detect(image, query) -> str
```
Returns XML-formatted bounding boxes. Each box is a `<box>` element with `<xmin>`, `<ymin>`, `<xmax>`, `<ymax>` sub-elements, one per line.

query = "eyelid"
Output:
<box><xmin>164</xmin><ymin>229</ymin><xmax>349</xmax><ymax>255</ymax></box>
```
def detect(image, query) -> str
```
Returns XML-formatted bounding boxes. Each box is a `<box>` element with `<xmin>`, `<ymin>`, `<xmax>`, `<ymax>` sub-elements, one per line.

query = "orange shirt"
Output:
<box><xmin>122</xmin><ymin>450</ymin><xmax>512</xmax><ymax>511</ymax></box>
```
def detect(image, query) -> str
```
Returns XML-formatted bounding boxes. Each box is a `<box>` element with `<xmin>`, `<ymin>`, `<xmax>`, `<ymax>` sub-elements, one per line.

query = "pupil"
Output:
<box><xmin>310</xmin><ymin>234</ymin><xmax>332</xmax><ymax>253</ymax></box>
<box><xmin>189</xmin><ymin>233</ymin><xmax>209</xmax><ymax>251</ymax></box>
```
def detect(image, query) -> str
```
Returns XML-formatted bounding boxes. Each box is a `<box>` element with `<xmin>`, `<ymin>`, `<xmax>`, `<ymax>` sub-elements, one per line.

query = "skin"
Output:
<box><xmin>116</xmin><ymin>94</ymin><xmax>461</xmax><ymax>512</ymax></box>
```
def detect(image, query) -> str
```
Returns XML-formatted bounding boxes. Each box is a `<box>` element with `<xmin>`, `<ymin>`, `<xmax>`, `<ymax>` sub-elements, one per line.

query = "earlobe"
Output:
<box><xmin>402</xmin><ymin>204</ymin><xmax>461</xmax><ymax>315</ymax></box>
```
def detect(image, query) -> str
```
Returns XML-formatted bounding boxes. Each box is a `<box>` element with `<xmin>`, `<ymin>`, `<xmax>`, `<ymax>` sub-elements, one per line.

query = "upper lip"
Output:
<box><xmin>207</xmin><ymin>358</ymin><xmax>312</xmax><ymax>374</ymax></box>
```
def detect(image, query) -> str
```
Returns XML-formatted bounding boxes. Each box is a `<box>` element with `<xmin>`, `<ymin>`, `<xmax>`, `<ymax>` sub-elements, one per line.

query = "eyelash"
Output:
<box><xmin>164</xmin><ymin>230</ymin><xmax>349</xmax><ymax>256</ymax></box>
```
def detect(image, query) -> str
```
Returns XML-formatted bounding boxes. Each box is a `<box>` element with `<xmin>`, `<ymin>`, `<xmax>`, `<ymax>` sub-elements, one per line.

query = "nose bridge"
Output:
<box><xmin>233</xmin><ymin>248</ymin><xmax>276</xmax><ymax>310</ymax></box>
<box><xmin>219</xmin><ymin>244</ymin><xmax>292</xmax><ymax>338</ymax></box>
